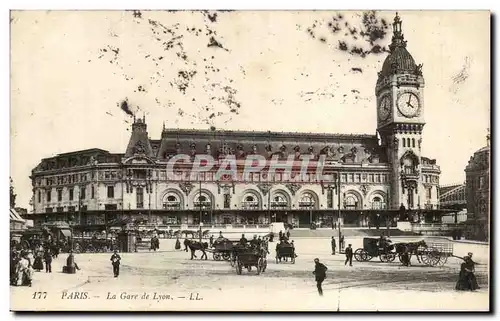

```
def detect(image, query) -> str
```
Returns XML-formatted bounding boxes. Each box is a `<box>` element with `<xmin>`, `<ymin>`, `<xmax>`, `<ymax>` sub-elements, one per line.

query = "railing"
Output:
<box><xmin>194</xmin><ymin>201</ymin><xmax>212</xmax><ymax>209</ymax></box>
<box><xmin>241</xmin><ymin>202</ymin><xmax>260</xmax><ymax>210</ymax></box>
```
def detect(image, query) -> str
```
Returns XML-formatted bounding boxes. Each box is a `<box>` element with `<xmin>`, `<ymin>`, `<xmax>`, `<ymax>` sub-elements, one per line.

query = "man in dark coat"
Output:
<box><xmin>209</xmin><ymin>234</ymin><xmax>214</xmax><ymax>247</ymax></box>
<box><xmin>344</xmin><ymin>244</ymin><xmax>353</xmax><ymax>266</ymax></box>
<box><xmin>279</xmin><ymin>230</ymin><xmax>283</xmax><ymax>241</ymax></box>
<box><xmin>312</xmin><ymin>258</ymin><xmax>328</xmax><ymax>296</ymax></box>
<box><xmin>44</xmin><ymin>249</ymin><xmax>52</xmax><ymax>273</ymax></box>
<box><xmin>331</xmin><ymin>236</ymin><xmax>336</xmax><ymax>255</ymax></box>
<box><xmin>250</xmin><ymin>235</ymin><xmax>259</xmax><ymax>248</ymax></box>
<box><xmin>239</xmin><ymin>234</ymin><xmax>248</xmax><ymax>246</ymax></box>
<box><xmin>110</xmin><ymin>250</ymin><xmax>121</xmax><ymax>277</ymax></box>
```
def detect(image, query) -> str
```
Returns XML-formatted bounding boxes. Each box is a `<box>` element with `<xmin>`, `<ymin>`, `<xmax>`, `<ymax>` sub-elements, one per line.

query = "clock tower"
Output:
<box><xmin>376</xmin><ymin>13</ymin><xmax>425</xmax><ymax>210</ymax></box>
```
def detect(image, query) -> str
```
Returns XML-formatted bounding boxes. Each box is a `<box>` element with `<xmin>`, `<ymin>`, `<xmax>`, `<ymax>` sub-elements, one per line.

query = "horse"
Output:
<box><xmin>181</xmin><ymin>230</ymin><xmax>196</xmax><ymax>238</ymax></box>
<box><xmin>186</xmin><ymin>240</ymin><xmax>209</xmax><ymax>260</ymax></box>
<box><xmin>392</xmin><ymin>240</ymin><xmax>428</xmax><ymax>264</ymax></box>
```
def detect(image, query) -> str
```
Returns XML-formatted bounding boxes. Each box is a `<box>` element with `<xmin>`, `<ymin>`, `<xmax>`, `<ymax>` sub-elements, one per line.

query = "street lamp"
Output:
<box><xmin>337</xmin><ymin>172</ymin><xmax>342</xmax><ymax>242</ymax></box>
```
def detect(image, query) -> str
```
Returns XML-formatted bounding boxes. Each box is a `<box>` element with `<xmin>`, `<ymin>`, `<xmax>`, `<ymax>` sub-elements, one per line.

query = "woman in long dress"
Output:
<box><xmin>455</xmin><ymin>256</ymin><xmax>480</xmax><ymax>291</ymax></box>
<box><xmin>175</xmin><ymin>237</ymin><xmax>181</xmax><ymax>250</ymax></box>
<box><xmin>33</xmin><ymin>250</ymin><xmax>44</xmax><ymax>271</ymax></box>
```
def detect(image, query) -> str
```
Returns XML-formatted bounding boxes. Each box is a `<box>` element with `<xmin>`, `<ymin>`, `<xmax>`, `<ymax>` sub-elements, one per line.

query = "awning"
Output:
<box><xmin>10</xmin><ymin>209</ymin><xmax>25</xmax><ymax>223</ymax></box>
<box><xmin>60</xmin><ymin>229</ymin><xmax>72</xmax><ymax>237</ymax></box>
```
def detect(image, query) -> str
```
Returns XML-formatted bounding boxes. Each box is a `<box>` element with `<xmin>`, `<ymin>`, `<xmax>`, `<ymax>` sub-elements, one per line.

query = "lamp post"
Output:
<box><xmin>267</xmin><ymin>186</ymin><xmax>271</xmax><ymax>225</ymax></box>
<box><xmin>337</xmin><ymin>172</ymin><xmax>342</xmax><ymax>243</ymax></box>
<box><xmin>198</xmin><ymin>180</ymin><xmax>203</xmax><ymax>243</ymax></box>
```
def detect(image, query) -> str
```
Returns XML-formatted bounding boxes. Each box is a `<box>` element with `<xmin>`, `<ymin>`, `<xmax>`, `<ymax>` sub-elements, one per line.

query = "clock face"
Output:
<box><xmin>397</xmin><ymin>92</ymin><xmax>420</xmax><ymax>118</ymax></box>
<box><xmin>378</xmin><ymin>95</ymin><xmax>391</xmax><ymax>121</ymax></box>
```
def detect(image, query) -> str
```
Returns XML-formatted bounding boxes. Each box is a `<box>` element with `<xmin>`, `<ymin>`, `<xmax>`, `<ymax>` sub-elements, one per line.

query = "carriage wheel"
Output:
<box><xmin>387</xmin><ymin>253</ymin><xmax>396</xmax><ymax>262</ymax></box>
<box><xmin>379</xmin><ymin>254</ymin><xmax>390</xmax><ymax>262</ymax></box>
<box><xmin>257</xmin><ymin>259</ymin><xmax>263</xmax><ymax>275</ymax></box>
<box><xmin>222</xmin><ymin>253</ymin><xmax>231</xmax><ymax>261</ymax></box>
<box><xmin>436</xmin><ymin>255</ymin><xmax>448</xmax><ymax>266</ymax></box>
<box><xmin>422</xmin><ymin>248</ymin><xmax>440</xmax><ymax>266</ymax></box>
<box><xmin>213</xmin><ymin>253</ymin><xmax>221</xmax><ymax>261</ymax></box>
<box><xmin>360</xmin><ymin>250</ymin><xmax>370</xmax><ymax>262</ymax></box>
<box><xmin>236</xmin><ymin>262</ymin><xmax>242</xmax><ymax>275</ymax></box>
<box><xmin>354</xmin><ymin>249</ymin><xmax>364</xmax><ymax>262</ymax></box>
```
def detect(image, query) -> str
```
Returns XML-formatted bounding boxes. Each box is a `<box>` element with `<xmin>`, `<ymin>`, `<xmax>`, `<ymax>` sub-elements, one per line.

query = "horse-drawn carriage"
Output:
<box><xmin>275</xmin><ymin>243</ymin><xmax>296</xmax><ymax>264</ymax></box>
<box><xmin>354</xmin><ymin>237</ymin><xmax>397</xmax><ymax>262</ymax></box>
<box><xmin>234</xmin><ymin>247</ymin><xmax>267</xmax><ymax>275</ymax></box>
<box><xmin>209</xmin><ymin>238</ymin><xmax>238</xmax><ymax>261</ymax></box>
<box><xmin>354</xmin><ymin>237</ymin><xmax>453</xmax><ymax>267</ymax></box>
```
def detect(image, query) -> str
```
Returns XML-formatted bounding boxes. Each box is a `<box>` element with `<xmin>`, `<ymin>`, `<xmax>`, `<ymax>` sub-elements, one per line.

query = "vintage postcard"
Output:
<box><xmin>9</xmin><ymin>10</ymin><xmax>490</xmax><ymax>311</ymax></box>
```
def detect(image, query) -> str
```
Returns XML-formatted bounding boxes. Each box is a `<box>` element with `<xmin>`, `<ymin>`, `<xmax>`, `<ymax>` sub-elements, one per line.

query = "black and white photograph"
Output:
<box><xmin>9</xmin><ymin>9</ymin><xmax>490</xmax><ymax>311</ymax></box>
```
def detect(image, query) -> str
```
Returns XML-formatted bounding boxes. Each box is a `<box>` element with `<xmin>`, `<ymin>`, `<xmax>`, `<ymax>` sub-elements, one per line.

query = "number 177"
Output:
<box><xmin>32</xmin><ymin>292</ymin><xmax>47</xmax><ymax>299</ymax></box>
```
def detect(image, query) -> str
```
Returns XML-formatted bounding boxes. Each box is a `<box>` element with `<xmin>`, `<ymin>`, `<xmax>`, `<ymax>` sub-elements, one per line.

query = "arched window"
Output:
<box><xmin>371</xmin><ymin>196</ymin><xmax>384</xmax><ymax>210</ymax></box>
<box><xmin>403</xmin><ymin>138</ymin><xmax>406</xmax><ymax>147</ymax></box>
<box><xmin>412</xmin><ymin>138</ymin><xmax>415</xmax><ymax>148</ymax></box>
<box><xmin>163</xmin><ymin>192</ymin><xmax>181</xmax><ymax>210</ymax></box>
<box><xmin>194</xmin><ymin>193</ymin><xmax>212</xmax><ymax>209</ymax></box>
<box><xmin>406</xmin><ymin>138</ymin><xmax>411</xmax><ymax>148</ymax></box>
<box><xmin>241</xmin><ymin>192</ymin><xmax>260</xmax><ymax>209</ymax></box>
<box><xmin>271</xmin><ymin>192</ymin><xmax>288</xmax><ymax>208</ymax></box>
<box><xmin>344</xmin><ymin>194</ymin><xmax>360</xmax><ymax>210</ymax></box>
<box><xmin>402</xmin><ymin>156</ymin><xmax>417</xmax><ymax>175</ymax></box>
<box><xmin>299</xmin><ymin>192</ymin><xmax>315</xmax><ymax>208</ymax></box>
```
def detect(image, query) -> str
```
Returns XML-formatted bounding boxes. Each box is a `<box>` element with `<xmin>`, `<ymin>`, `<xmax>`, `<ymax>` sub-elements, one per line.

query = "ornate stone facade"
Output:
<box><xmin>27</xmin><ymin>14</ymin><xmax>441</xmax><ymax>228</ymax></box>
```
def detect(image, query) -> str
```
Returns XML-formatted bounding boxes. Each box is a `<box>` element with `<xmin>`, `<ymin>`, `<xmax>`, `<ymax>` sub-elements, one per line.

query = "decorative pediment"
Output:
<box><xmin>400</xmin><ymin>150</ymin><xmax>420</xmax><ymax>166</ymax></box>
<box><xmin>360</xmin><ymin>184</ymin><xmax>370</xmax><ymax>196</ymax></box>
<box><xmin>217</xmin><ymin>182</ymin><xmax>235</xmax><ymax>194</ymax></box>
<box><xmin>257</xmin><ymin>183</ymin><xmax>272</xmax><ymax>196</ymax></box>
<box><xmin>134</xmin><ymin>141</ymin><xmax>147</xmax><ymax>154</ymax></box>
<box><xmin>179</xmin><ymin>182</ymin><xmax>194</xmax><ymax>196</ymax></box>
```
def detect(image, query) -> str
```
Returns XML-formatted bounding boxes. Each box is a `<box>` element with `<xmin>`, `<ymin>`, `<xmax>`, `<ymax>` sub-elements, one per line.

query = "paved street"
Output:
<box><xmin>10</xmin><ymin>237</ymin><xmax>489</xmax><ymax>311</ymax></box>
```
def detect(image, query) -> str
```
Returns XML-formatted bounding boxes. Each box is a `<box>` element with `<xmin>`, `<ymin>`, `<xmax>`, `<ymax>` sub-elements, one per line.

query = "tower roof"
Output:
<box><xmin>379</xmin><ymin>13</ymin><xmax>420</xmax><ymax>77</ymax></box>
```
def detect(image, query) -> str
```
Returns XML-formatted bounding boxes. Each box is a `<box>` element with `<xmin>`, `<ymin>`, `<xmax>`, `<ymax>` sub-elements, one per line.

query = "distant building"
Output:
<box><xmin>464</xmin><ymin>133</ymin><xmax>490</xmax><ymax>241</ymax></box>
<box><xmin>439</xmin><ymin>183</ymin><xmax>467</xmax><ymax>224</ymax></box>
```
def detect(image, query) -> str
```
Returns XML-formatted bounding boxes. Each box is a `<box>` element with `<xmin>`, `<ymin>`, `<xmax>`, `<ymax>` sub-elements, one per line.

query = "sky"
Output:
<box><xmin>10</xmin><ymin>10</ymin><xmax>490</xmax><ymax>209</ymax></box>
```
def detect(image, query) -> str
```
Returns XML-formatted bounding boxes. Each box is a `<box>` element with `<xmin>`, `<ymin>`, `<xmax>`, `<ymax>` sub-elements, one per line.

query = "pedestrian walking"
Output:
<box><xmin>110</xmin><ymin>250</ymin><xmax>121</xmax><ymax>278</ymax></box>
<box><xmin>175</xmin><ymin>237</ymin><xmax>181</xmax><ymax>250</ymax></box>
<box><xmin>331</xmin><ymin>236</ymin><xmax>336</xmax><ymax>255</ymax></box>
<box><xmin>312</xmin><ymin>258</ymin><xmax>328</xmax><ymax>296</ymax></box>
<box><xmin>209</xmin><ymin>234</ymin><xmax>214</xmax><ymax>247</ymax></box>
<box><xmin>340</xmin><ymin>235</ymin><xmax>345</xmax><ymax>251</ymax></box>
<box><xmin>43</xmin><ymin>250</ymin><xmax>52</xmax><ymax>273</ymax></box>
<box><xmin>344</xmin><ymin>244</ymin><xmax>353</xmax><ymax>266</ymax></box>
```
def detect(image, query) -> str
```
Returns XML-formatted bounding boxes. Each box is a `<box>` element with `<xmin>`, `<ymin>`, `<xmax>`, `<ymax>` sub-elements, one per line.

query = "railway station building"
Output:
<box><xmin>26</xmin><ymin>14</ymin><xmax>443</xmax><ymax>230</ymax></box>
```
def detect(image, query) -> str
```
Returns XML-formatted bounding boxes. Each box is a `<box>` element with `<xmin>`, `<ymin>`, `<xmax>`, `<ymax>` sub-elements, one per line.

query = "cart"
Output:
<box><xmin>235</xmin><ymin>248</ymin><xmax>267</xmax><ymax>275</ymax></box>
<box><xmin>275</xmin><ymin>243</ymin><xmax>296</xmax><ymax>264</ymax></box>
